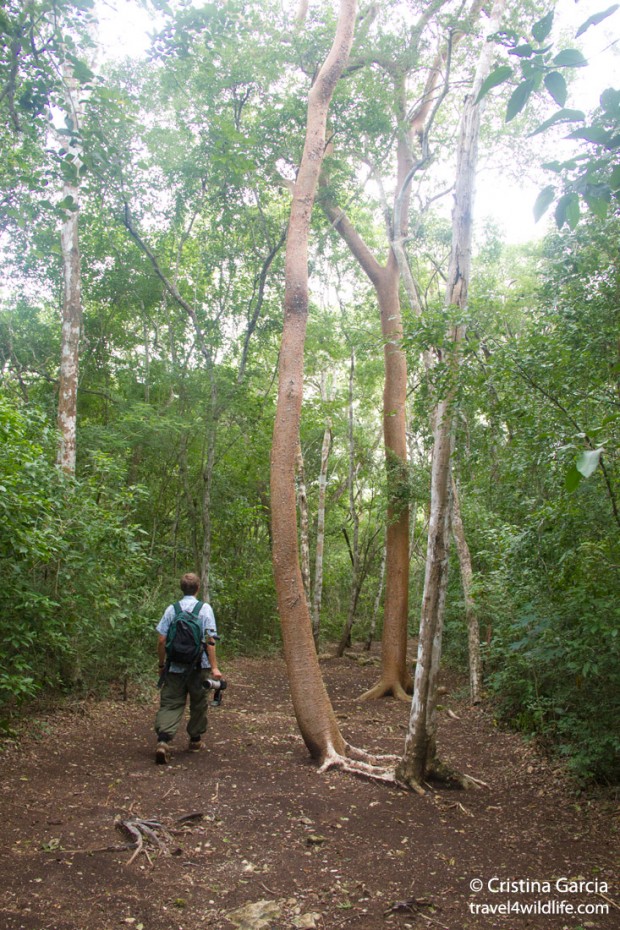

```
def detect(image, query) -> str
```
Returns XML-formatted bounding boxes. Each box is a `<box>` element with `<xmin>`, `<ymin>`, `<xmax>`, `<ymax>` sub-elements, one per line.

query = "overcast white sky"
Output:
<box><xmin>96</xmin><ymin>0</ymin><xmax>620</xmax><ymax>243</ymax></box>
<box><xmin>475</xmin><ymin>0</ymin><xmax>620</xmax><ymax>242</ymax></box>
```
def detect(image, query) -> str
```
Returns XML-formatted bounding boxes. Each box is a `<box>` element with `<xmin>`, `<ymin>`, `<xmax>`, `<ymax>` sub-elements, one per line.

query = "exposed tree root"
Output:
<box><xmin>344</xmin><ymin>742</ymin><xmax>400</xmax><ymax>766</ymax></box>
<box><xmin>318</xmin><ymin>751</ymin><xmax>400</xmax><ymax>787</ymax></box>
<box><xmin>360</xmin><ymin>678</ymin><xmax>411</xmax><ymax>702</ymax></box>
<box><xmin>317</xmin><ymin>744</ymin><xmax>424</xmax><ymax>794</ymax></box>
<box><xmin>426</xmin><ymin>758</ymin><xmax>488</xmax><ymax>790</ymax></box>
<box><xmin>114</xmin><ymin>815</ymin><xmax>176</xmax><ymax>866</ymax></box>
<box><xmin>51</xmin><ymin>813</ymin><xmax>204</xmax><ymax>863</ymax></box>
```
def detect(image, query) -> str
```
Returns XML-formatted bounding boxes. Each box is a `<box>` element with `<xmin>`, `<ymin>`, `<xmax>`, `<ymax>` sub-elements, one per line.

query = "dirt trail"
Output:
<box><xmin>0</xmin><ymin>651</ymin><xmax>616</xmax><ymax>930</ymax></box>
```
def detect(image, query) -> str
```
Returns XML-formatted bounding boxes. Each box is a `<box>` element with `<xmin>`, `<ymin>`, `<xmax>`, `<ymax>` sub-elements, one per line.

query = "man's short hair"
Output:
<box><xmin>180</xmin><ymin>572</ymin><xmax>200</xmax><ymax>595</ymax></box>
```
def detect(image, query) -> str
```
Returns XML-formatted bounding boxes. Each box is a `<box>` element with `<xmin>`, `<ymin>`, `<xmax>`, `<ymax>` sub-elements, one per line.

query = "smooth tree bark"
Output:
<box><xmin>398</xmin><ymin>0</ymin><xmax>506</xmax><ymax>790</ymax></box>
<box><xmin>322</xmin><ymin>157</ymin><xmax>411</xmax><ymax>700</ymax></box>
<box><xmin>320</xmin><ymin>3</ymin><xmax>470</xmax><ymax>700</ymax></box>
<box><xmin>270</xmin><ymin>0</ymin><xmax>356</xmax><ymax>765</ymax></box>
<box><xmin>271</xmin><ymin>0</ymin><xmax>396</xmax><ymax>780</ymax></box>
<box><xmin>56</xmin><ymin>66</ymin><xmax>84</xmax><ymax>475</ymax></box>
<box><xmin>451</xmin><ymin>474</ymin><xmax>483</xmax><ymax>704</ymax></box>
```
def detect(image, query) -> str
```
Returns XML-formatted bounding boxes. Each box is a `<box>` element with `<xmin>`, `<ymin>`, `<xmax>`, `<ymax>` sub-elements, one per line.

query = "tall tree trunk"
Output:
<box><xmin>56</xmin><ymin>67</ymin><xmax>83</xmax><ymax>476</ymax></box>
<box><xmin>321</xmin><ymin>201</ymin><xmax>410</xmax><ymax>700</ymax></box>
<box><xmin>451</xmin><ymin>474</ymin><xmax>483</xmax><ymax>704</ymax></box>
<box><xmin>320</xmin><ymin>42</ymin><xmax>456</xmax><ymax>699</ymax></box>
<box><xmin>398</xmin><ymin>0</ymin><xmax>506</xmax><ymax>788</ymax></box>
<box><xmin>270</xmin><ymin>0</ymin><xmax>357</xmax><ymax>764</ymax></box>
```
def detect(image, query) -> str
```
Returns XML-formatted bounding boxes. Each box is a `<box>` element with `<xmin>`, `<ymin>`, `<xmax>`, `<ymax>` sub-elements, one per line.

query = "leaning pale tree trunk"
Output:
<box><xmin>397</xmin><ymin>0</ymin><xmax>506</xmax><ymax>790</ymax></box>
<box><xmin>271</xmin><ymin>0</ymin><xmax>356</xmax><ymax>764</ymax></box>
<box><xmin>451</xmin><ymin>474</ymin><xmax>483</xmax><ymax>704</ymax></box>
<box><xmin>271</xmin><ymin>0</ymin><xmax>394</xmax><ymax>781</ymax></box>
<box><xmin>56</xmin><ymin>66</ymin><xmax>84</xmax><ymax>476</ymax></box>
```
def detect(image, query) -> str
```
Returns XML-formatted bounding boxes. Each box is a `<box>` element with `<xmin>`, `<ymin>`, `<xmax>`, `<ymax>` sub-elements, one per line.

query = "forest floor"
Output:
<box><xmin>0</xmin><ymin>646</ymin><xmax>617</xmax><ymax>930</ymax></box>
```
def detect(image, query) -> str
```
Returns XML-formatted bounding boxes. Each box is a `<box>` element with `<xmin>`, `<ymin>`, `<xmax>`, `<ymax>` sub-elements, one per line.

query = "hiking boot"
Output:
<box><xmin>155</xmin><ymin>741</ymin><xmax>169</xmax><ymax>765</ymax></box>
<box><xmin>188</xmin><ymin>738</ymin><xmax>202</xmax><ymax>752</ymax></box>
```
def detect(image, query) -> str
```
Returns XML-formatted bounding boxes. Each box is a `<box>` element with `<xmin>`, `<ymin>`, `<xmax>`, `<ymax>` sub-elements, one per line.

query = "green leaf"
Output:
<box><xmin>567</xmin><ymin>126</ymin><xmax>612</xmax><ymax>145</ymax></box>
<box><xmin>475</xmin><ymin>65</ymin><xmax>513</xmax><ymax>104</ymax></box>
<box><xmin>544</xmin><ymin>72</ymin><xmax>567</xmax><ymax>107</ymax></box>
<box><xmin>553</xmin><ymin>49</ymin><xmax>588</xmax><ymax>68</ymax></box>
<box><xmin>582</xmin><ymin>190</ymin><xmax>609</xmax><ymax>218</ymax></box>
<box><xmin>58</xmin><ymin>195</ymin><xmax>79</xmax><ymax>212</ymax></box>
<box><xmin>600</xmin><ymin>87</ymin><xmax>620</xmax><ymax>115</ymax></box>
<box><xmin>506</xmin><ymin>80</ymin><xmax>535</xmax><ymax>122</ymax></box>
<box><xmin>533</xmin><ymin>185</ymin><xmax>555</xmax><ymax>222</ymax></box>
<box><xmin>609</xmin><ymin>165</ymin><xmax>620</xmax><ymax>189</ymax></box>
<box><xmin>555</xmin><ymin>192</ymin><xmax>580</xmax><ymax>228</ymax></box>
<box><xmin>530</xmin><ymin>108</ymin><xmax>585</xmax><ymax>136</ymax></box>
<box><xmin>565</xmin><ymin>464</ymin><xmax>582</xmax><ymax>492</ymax></box>
<box><xmin>509</xmin><ymin>44</ymin><xmax>534</xmax><ymax>58</ymax></box>
<box><xmin>576</xmin><ymin>4</ymin><xmax>619</xmax><ymax>38</ymax></box>
<box><xmin>532</xmin><ymin>11</ymin><xmax>554</xmax><ymax>42</ymax></box>
<box><xmin>72</xmin><ymin>60</ymin><xmax>95</xmax><ymax>84</ymax></box>
<box><xmin>576</xmin><ymin>448</ymin><xmax>604</xmax><ymax>478</ymax></box>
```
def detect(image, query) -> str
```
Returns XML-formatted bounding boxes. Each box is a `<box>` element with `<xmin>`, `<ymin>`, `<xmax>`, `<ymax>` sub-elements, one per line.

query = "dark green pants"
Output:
<box><xmin>155</xmin><ymin>668</ymin><xmax>209</xmax><ymax>742</ymax></box>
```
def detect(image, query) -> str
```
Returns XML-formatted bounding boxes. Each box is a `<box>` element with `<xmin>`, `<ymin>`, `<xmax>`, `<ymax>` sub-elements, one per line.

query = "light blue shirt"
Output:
<box><xmin>157</xmin><ymin>595</ymin><xmax>217</xmax><ymax>673</ymax></box>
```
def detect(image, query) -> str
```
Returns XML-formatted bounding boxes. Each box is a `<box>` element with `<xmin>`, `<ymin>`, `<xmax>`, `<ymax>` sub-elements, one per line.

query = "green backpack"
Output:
<box><xmin>165</xmin><ymin>601</ymin><xmax>204</xmax><ymax>667</ymax></box>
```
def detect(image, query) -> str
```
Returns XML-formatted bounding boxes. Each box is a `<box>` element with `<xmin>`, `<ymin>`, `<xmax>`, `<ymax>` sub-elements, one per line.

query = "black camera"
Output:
<box><xmin>203</xmin><ymin>676</ymin><xmax>227</xmax><ymax>706</ymax></box>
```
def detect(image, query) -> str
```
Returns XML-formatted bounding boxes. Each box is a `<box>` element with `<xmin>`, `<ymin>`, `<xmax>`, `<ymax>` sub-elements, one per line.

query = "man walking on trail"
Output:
<box><xmin>155</xmin><ymin>572</ymin><xmax>222</xmax><ymax>764</ymax></box>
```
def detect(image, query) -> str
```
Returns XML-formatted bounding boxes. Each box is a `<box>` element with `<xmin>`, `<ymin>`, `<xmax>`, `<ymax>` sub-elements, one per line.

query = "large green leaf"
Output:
<box><xmin>475</xmin><ymin>65</ymin><xmax>513</xmax><ymax>104</ymax></box>
<box><xmin>532</xmin><ymin>10</ymin><xmax>554</xmax><ymax>42</ymax></box>
<box><xmin>576</xmin><ymin>4</ymin><xmax>619</xmax><ymax>38</ymax></box>
<box><xmin>555</xmin><ymin>191</ymin><xmax>580</xmax><ymax>228</ymax></box>
<box><xmin>506</xmin><ymin>80</ymin><xmax>535</xmax><ymax>122</ymax></box>
<box><xmin>509</xmin><ymin>44</ymin><xmax>534</xmax><ymax>58</ymax></box>
<box><xmin>576</xmin><ymin>448</ymin><xmax>604</xmax><ymax>478</ymax></box>
<box><xmin>553</xmin><ymin>49</ymin><xmax>588</xmax><ymax>68</ymax></box>
<box><xmin>568</xmin><ymin>126</ymin><xmax>612</xmax><ymax>145</ymax></box>
<box><xmin>544</xmin><ymin>71</ymin><xmax>567</xmax><ymax>107</ymax></box>
<box><xmin>530</xmin><ymin>108</ymin><xmax>585</xmax><ymax>137</ymax></box>
<box><xmin>533</xmin><ymin>185</ymin><xmax>555</xmax><ymax>222</ymax></box>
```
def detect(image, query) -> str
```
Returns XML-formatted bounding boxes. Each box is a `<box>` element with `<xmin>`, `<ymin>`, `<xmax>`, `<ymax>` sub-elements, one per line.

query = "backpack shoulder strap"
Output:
<box><xmin>191</xmin><ymin>600</ymin><xmax>203</xmax><ymax>618</ymax></box>
<box><xmin>172</xmin><ymin>601</ymin><xmax>183</xmax><ymax>617</ymax></box>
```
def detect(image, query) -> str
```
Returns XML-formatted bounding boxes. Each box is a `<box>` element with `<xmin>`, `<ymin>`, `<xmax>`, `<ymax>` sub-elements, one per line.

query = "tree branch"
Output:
<box><xmin>122</xmin><ymin>203</ymin><xmax>213</xmax><ymax>369</ymax></box>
